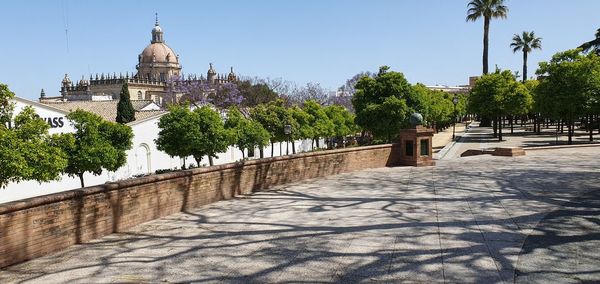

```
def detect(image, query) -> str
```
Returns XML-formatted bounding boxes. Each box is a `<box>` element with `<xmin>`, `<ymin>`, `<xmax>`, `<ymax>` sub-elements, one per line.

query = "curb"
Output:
<box><xmin>526</xmin><ymin>143</ymin><xmax>600</xmax><ymax>151</ymax></box>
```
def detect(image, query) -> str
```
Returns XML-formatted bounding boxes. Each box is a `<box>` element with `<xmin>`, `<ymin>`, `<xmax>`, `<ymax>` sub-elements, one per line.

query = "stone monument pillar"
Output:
<box><xmin>398</xmin><ymin>113</ymin><xmax>436</xmax><ymax>167</ymax></box>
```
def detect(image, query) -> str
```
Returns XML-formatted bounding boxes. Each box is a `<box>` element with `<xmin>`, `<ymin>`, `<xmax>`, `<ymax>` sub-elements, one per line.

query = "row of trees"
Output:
<box><xmin>155</xmin><ymin>99</ymin><xmax>357</xmax><ymax>169</ymax></box>
<box><xmin>468</xmin><ymin>70</ymin><xmax>532</xmax><ymax>141</ymax></box>
<box><xmin>352</xmin><ymin>66</ymin><xmax>467</xmax><ymax>143</ymax></box>
<box><xmin>467</xmin><ymin>49</ymin><xmax>600</xmax><ymax>144</ymax></box>
<box><xmin>0</xmin><ymin>84</ymin><xmax>133</xmax><ymax>188</ymax></box>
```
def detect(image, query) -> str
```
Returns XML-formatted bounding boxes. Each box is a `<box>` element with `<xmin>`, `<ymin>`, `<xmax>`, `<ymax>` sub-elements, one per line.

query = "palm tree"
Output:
<box><xmin>578</xmin><ymin>28</ymin><xmax>600</xmax><ymax>55</ymax></box>
<box><xmin>467</xmin><ymin>0</ymin><xmax>509</xmax><ymax>75</ymax></box>
<box><xmin>510</xmin><ymin>31</ymin><xmax>542</xmax><ymax>82</ymax></box>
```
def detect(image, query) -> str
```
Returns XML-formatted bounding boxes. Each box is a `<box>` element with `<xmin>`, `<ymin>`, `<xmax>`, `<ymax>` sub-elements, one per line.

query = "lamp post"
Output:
<box><xmin>452</xmin><ymin>94</ymin><xmax>459</xmax><ymax>140</ymax></box>
<box><xmin>284</xmin><ymin>124</ymin><xmax>292</xmax><ymax>155</ymax></box>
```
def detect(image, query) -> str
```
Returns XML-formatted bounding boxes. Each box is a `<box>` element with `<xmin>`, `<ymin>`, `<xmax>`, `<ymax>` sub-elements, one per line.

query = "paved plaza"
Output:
<box><xmin>1</xmin><ymin>144</ymin><xmax>599</xmax><ymax>283</ymax></box>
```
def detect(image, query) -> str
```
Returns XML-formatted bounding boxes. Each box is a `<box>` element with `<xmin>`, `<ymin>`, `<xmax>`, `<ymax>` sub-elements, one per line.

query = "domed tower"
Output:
<box><xmin>135</xmin><ymin>14</ymin><xmax>181</xmax><ymax>82</ymax></box>
<box><xmin>207</xmin><ymin>63</ymin><xmax>217</xmax><ymax>84</ymax></box>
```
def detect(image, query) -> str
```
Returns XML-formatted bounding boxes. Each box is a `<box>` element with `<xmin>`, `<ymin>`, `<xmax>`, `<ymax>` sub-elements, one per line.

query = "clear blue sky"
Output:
<box><xmin>2</xmin><ymin>0</ymin><xmax>599</xmax><ymax>100</ymax></box>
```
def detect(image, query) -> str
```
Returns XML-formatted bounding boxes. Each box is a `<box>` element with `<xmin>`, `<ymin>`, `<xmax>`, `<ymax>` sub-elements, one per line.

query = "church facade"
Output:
<box><xmin>41</xmin><ymin>17</ymin><xmax>238</xmax><ymax>106</ymax></box>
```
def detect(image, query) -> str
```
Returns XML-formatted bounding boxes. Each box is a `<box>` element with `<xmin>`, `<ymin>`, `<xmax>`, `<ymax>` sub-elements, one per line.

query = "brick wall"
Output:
<box><xmin>0</xmin><ymin>144</ymin><xmax>401</xmax><ymax>268</ymax></box>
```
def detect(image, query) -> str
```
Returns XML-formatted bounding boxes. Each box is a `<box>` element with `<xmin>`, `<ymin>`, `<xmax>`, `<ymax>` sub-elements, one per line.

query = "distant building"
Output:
<box><xmin>426</xmin><ymin>76</ymin><xmax>478</xmax><ymax>94</ymax></box>
<box><xmin>40</xmin><ymin>17</ymin><xmax>238</xmax><ymax>106</ymax></box>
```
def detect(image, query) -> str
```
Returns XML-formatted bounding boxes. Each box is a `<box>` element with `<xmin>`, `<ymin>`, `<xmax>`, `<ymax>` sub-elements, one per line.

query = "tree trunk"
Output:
<box><xmin>589</xmin><ymin>114</ymin><xmax>593</xmax><ymax>141</ymax></box>
<box><xmin>498</xmin><ymin>115</ymin><xmax>503</xmax><ymax>142</ymax></box>
<box><xmin>522</xmin><ymin>51</ymin><xmax>528</xmax><ymax>82</ymax></box>
<box><xmin>560</xmin><ymin>119</ymin><xmax>564</xmax><ymax>134</ymax></box>
<box><xmin>78</xmin><ymin>173</ymin><xmax>85</xmax><ymax>188</ymax></box>
<box><xmin>510</xmin><ymin>115</ymin><xmax>514</xmax><ymax>134</ymax></box>
<box><xmin>316</xmin><ymin>138</ymin><xmax>320</xmax><ymax>148</ymax></box>
<box><xmin>241</xmin><ymin>148</ymin><xmax>245</xmax><ymax>159</ymax></box>
<box><xmin>493</xmin><ymin>117</ymin><xmax>498</xmax><ymax>138</ymax></box>
<box><xmin>194</xmin><ymin>156</ymin><xmax>202</xmax><ymax>167</ymax></box>
<box><xmin>271</xmin><ymin>142</ymin><xmax>274</xmax><ymax>157</ymax></box>
<box><xmin>259</xmin><ymin>148</ymin><xmax>264</xmax><ymax>159</ymax></box>
<box><xmin>483</xmin><ymin>17</ymin><xmax>490</xmax><ymax>75</ymax></box>
<box><xmin>292</xmin><ymin>140</ymin><xmax>296</xmax><ymax>154</ymax></box>
<box><xmin>208</xmin><ymin>156</ymin><xmax>214</xmax><ymax>166</ymax></box>
<box><xmin>567</xmin><ymin>119</ymin><xmax>573</xmax><ymax>145</ymax></box>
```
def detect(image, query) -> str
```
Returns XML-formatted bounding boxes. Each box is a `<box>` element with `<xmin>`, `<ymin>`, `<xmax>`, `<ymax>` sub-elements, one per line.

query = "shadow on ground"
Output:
<box><xmin>1</xmin><ymin>149</ymin><xmax>600</xmax><ymax>283</ymax></box>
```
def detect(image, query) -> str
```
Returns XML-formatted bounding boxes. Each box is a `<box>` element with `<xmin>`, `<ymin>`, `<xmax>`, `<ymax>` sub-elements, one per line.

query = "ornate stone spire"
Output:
<box><xmin>207</xmin><ymin>63</ymin><xmax>217</xmax><ymax>84</ymax></box>
<box><xmin>228</xmin><ymin>66</ymin><xmax>237</xmax><ymax>82</ymax></box>
<box><xmin>151</xmin><ymin>13</ymin><xmax>164</xmax><ymax>43</ymax></box>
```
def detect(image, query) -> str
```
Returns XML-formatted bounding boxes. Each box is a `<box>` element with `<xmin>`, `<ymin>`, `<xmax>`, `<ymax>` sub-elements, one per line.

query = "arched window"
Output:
<box><xmin>135</xmin><ymin>143</ymin><xmax>151</xmax><ymax>174</ymax></box>
<box><xmin>137</xmin><ymin>91</ymin><xmax>143</xmax><ymax>100</ymax></box>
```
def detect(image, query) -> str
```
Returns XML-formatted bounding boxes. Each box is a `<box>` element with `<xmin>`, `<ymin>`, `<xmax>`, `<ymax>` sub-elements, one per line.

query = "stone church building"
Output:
<box><xmin>40</xmin><ymin>17</ymin><xmax>238</xmax><ymax>106</ymax></box>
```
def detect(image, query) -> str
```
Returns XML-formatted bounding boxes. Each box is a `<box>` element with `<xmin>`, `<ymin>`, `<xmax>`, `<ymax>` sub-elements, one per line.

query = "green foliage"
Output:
<box><xmin>511</xmin><ymin>31</ymin><xmax>542</xmax><ymax>81</ymax></box>
<box><xmin>250</xmin><ymin>99</ymin><xmax>295</xmax><ymax>147</ymax></box>
<box><xmin>59</xmin><ymin>109</ymin><xmax>133</xmax><ymax>187</ymax></box>
<box><xmin>250</xmin><ymin>102</ymin><xmax>280</xmax><ymax>144</ymax></box>
<box><xmin>116</xmin><ymin>82</ymin><xmax>136</xmax><ymax>124</ymax></box>
<box><xmin>578</xmin><ymin>28</ymin><xmax>600</xmax><ymax>56</ymax></box>
<box><xmin>237</xmin><ymin>81</ymin><xmax>279</xmax><ymax>107</ymax></box>
<box><xmin>155</xmin><ymin>105</ymin><xmax>197</xmax><ymax>162</ymax></box>
<box><xmin>325</xmin><ymin>105</ymin><xmax>356</xmax><ymax>138</ymax></box>
<box><xmin>303</xmin><ymin>100</ymin><xmax>335</xmax><ymax>141</ymax></box>
<box><xmin>414</xmin><ymin>84</ymin><xmax>455</xmax><ymax>129</ymax></box>
<box><xmin>352</xmin><ymin>67</ymin><xmax>415</xmax><ymax>141</ymax></box>
<box><xmin>468</xmin><ymin>70</ymin><xmax>520</xmax><ymax>117</ymax></box>
<box><xmin>225</xmin><ymin>107</ymin><xmax>270</xmax><ymax>158</ymax></box>
<box><xmin>0</xmin><ymin>106</ymin><xmax>68</xmax><ymax>188</ymax></box>
<box><xmin>0</xmin><ymin>84</ymin><xmax>16</xmax><ymax>128</ymax></box>
<box><xmin>288</xmin><ymin>106</ymin><xmax>314</xmax><ymax>141</ymax></box>
<box><xmin>536</xmin><ymin>50</ymin><xmax>600</xmax><ymax>120</ymax></box>
<box><xmin>190</xmin><ymin>106</ymin><xmax>231</xmax><ymax>166</ymax></box>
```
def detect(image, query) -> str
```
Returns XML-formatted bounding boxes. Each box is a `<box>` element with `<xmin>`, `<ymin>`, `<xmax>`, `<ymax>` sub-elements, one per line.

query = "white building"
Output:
<box><xmin>2</xmin><ymin>97</ymin><xmax>314</xmax><ymax>204</ymax></box>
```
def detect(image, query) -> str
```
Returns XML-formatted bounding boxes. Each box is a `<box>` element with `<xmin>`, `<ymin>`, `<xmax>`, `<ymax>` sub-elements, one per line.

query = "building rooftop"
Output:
<box><xmin>42</xmin><ymin>100</ymin><xmax>166</xmax><ymax>123</ymax></box>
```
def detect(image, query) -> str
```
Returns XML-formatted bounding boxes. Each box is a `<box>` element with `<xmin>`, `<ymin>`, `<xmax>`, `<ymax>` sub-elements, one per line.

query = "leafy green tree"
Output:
<box><xmin>536</xmin><ymin>49</ymin><xmax>600</xmax><ymax>144</ymax></box>
<box><xmin>504</xmin><ymin>82</ymin><xmax>533</xmax><ymax>133</ymax></box>
<box><xmin>303</xmin><ymin>100</ymin><xmax>334</xmax><ymax>149</ymax></box>
<box><xmin>288</xmin><ymin>106</ymin><xmax>313</xmax><ymax>153</ymax></box>
<box><xmin>0</xmin><ymin>84</ymin><xmax>15</xmax><ymax>128</ymax></box>
<box><xmin>511</xmin><ymin>31</ymin><xmax>542</xmax><ymax>82</ymax></box>
<box><xmin>578</xmin><ymin>28</ymin><xmax>600</xmax><ymax>55</ymax></box>
<box><xmin>191</xmin><ymin>106</ymin><xmax>231</xmax><ymax>166</ymax></box>
<box><xmin>225</xmin><ymin>107</ymin><xmax>270</xmax><ymax>159</ymax></box>
<box><xmin>250</xmin><ymin>103</ymin><xmax>279</xmax><ymax>158</ymax></box>
<box><xmin>237</xmin><ymin>81</ymin><xmax>279</xmax><ymax>107</ymax></box>
<box><xmin>116</xmin><ymin>82</ymin><xmax>136</xmax><ymax>124</ymax></box>
<box><xmin>412</xmin><ymin>84</ymin><xmax>454</xmax><ymax>132</ymax></box>
<box><xmin>59</xmin><ymin>109</ymin><xmax>133</xmax><ymax>187</ymax></box>
<box><xmin>467</xmin><ymin>0</ymin><xmax>509</xmax><ymax>75</ymax></box>
<box><xmin>156</xmin><ymin>105</ymin><xmax>197</xmax><ymax>168</ymax></box>
<box><xmin>325</xmin><ymin>105</ymin><xmax>357</xmax><ymax>147</ymax></box>
<box><xmin>468</xmin><ymin>70</ymin><xmax>517</xmax><ymax>141</ymax></box>
<box><xmin>0</xmin><ymin>107</ymin><xmax>68</xmax><ymax>188</ymax></box>
<box><xmin>353</xmin><ymin>66</ymin><xmax>415</xmax><ymax>142</ymax></box>
<box><xmin>251</xmin><ymin>99</ymin><xmax>295</xmax><ymax>156</ymax></box>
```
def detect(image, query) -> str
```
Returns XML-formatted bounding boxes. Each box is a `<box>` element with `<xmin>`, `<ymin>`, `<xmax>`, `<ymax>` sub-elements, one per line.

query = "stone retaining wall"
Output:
<box><xmin>0</xmin><ymin>144</ymin><xmax>401</xmax><ymax>268</ymax></box>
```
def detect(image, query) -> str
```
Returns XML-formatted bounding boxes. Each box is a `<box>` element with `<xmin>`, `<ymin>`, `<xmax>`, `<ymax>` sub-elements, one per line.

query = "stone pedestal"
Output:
<box><xmin>398</xmin><ymin>126</ymin><xmax>436</xmax><ymax>167</ymax></box>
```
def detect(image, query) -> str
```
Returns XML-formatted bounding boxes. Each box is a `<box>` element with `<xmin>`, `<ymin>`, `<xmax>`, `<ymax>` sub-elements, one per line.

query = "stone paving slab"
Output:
<box><xmin>1</xmin><ymin>147</ymin><xmax>600</xmax><ymax>283</ymax></box>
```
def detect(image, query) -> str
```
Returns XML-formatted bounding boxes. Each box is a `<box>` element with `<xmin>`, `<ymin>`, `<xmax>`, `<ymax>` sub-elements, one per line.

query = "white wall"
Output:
<box><xmin>2</xmin><ymin>99</ymin><xmax>324</xmax><ymax>204</ymax></box>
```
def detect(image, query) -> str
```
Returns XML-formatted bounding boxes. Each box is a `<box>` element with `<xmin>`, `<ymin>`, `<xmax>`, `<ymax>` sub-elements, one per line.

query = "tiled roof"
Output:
<box><xmin>42</xmin><ymin>100</ymin><xmax>165</xmax><ymax>123</ymax></box>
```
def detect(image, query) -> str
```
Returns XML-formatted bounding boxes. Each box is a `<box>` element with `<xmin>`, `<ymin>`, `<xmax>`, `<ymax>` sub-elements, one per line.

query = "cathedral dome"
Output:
<box><xmin>140</xmin><ymin>42</ymin><xmax>179</xmax><ymax>64</ymax></box>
